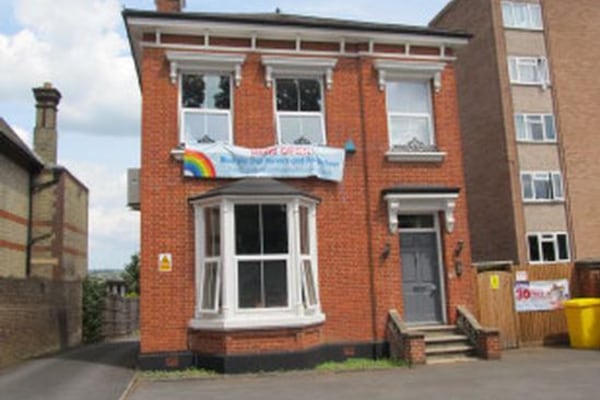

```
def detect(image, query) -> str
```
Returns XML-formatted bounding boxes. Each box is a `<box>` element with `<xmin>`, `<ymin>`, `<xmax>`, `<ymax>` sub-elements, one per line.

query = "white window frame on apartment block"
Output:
<box><xmin>373</xmin><ymin>59</ymin><xmax>446</xmax><ymax>163</ymax></box>
<box><xmin>190</xmin><ymin>195</ymin><xmax>324</xmax><ymax>331</ymax></box>
<box><xmin>520</xmin><ymin>171</ymin><xmax>564</xmax><ymax>202</ymax></box>
<box><xmin>508</xmin><ymin>56</ymin><xmax>550</xmax><ymax>88</ymax></box>
<box><xmin>526</xmin><ymin>232</ymin><xmax>570</xmax><ymax>264</ymax></box>
<box><xmin>501</xmin><ymin>1</ymin><xmax>543</xmax><ymax>31</ymax></box>
<box><xmin>515</xmin><ymin>113</ymin><xmax>557</xmax><ymax>143</ymax></box>
<box><xmin>261</xmin><ymin>56</ymin><xmax>337</xmax><ymax>146</ymax></box>
<box><xmin>165</xmin><ymin>51</ymin><xmax>246</xmax><ymax>146</ymax></box>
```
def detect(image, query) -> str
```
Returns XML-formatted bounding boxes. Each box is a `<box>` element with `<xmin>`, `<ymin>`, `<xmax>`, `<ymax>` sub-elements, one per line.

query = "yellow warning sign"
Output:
<box><xmin>490</xmin><ymin>274</ymin><xmax>500</xmax><ymax>290</ymax></box>
<box><xmin>158</xmin><ymin>253</ymin><xmax>172</xmax><ymax>272</ymax></box>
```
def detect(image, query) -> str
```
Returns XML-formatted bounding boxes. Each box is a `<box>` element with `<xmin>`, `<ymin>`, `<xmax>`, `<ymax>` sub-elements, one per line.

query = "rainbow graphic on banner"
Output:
<box><xmin>183</xmin><ymin>149</ymin><xmax>216</xmax><ymax>178</ymax></box>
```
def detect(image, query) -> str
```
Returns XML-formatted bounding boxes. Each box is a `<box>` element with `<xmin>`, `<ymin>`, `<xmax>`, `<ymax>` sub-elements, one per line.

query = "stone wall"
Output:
<box><xmin>102</xmin><ymin>294</ymin><xmax>139</xmax><ymax>338</ymax></box>
<box><xmin>0</xmin><ymin>278</ymin><xmax>82</xmax><ymax>370</ymax></box>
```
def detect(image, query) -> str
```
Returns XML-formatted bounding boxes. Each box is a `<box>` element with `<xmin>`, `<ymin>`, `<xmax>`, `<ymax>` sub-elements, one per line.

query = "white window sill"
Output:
<box><xmin>516</xmin><ymin>140</ymin><xmax>558</xmax><ymax>145</ymax></box>
<box><xmin>188</xmin><ymin>311</ymin><xmax>325</xmax><ymax>331</ymax></box>
<box><xmin>522</xmin><ymin>199</ymin><xmax>565</xmax><ymax>204</ymax></box>
<box><xmin>385</xmin><ymin>151</ymin><xmax>446</xmax><ymax>163</ymax></box>
<box><xmin>504</xmin><ymin>26</ymin><xmax>544</xmax><ymax>32</ymax></box>
<box><xmin>527</xmin><ymin>260</ymin><xmax>570</xmax><ymax>265</ymax></box>
<box><xmin>510</xmin><ymin>82</ymin><xmax>552</xmax><ymax>89</ymax></box>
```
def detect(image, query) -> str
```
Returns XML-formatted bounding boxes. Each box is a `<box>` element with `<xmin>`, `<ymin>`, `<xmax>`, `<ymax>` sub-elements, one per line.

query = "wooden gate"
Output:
<box><xmin>476</xmin><ymin>264</ymin><xmax>519</xmax><ymax>349</ymax></box>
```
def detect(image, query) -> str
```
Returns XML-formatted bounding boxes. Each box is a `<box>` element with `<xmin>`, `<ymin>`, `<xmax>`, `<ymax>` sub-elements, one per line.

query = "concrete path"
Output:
<box><xmin>0</xmin><ymin>338</ymin><xmax>138</xmax><ymax>400</ymax></box>
<box><xmin>128</xmin><ymin>347</ymin><xmax>599</xmax><ymax>400</ymax></box>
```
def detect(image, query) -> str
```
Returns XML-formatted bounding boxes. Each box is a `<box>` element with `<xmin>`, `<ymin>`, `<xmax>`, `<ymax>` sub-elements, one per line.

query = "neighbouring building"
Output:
<box><xmin>0</xmin><ymin>83</ymin><xmax>88</xmax><ymax>369</ymax></box>
<box><xmin>432</xmin><ymin>0</ymin><xmax>600</xmax><ymax>268</ymax></box>
<box><xmin>124</xmin><ymin>0</ymin><xmax>495</xmax><ymax>372</ymax></box>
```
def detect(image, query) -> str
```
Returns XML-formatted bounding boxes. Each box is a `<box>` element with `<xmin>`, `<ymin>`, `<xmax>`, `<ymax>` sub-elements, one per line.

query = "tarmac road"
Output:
<box><xmin>0</xmin><ymin>338</ymin><xmax>138</xmax><ymax>400</ymax></box>
<box><xmin>128</xmin><ymin>347</ymin><xmax>599</xmax><ymax>400</ymax></box>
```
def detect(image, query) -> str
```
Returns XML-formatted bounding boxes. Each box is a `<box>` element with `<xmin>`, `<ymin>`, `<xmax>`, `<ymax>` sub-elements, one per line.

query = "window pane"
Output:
<box><xmin>544</xmin><ymin>115</ymin><xmax>556</xmax><ymax>140</ymax></box>
<box><xmin>201</xmin><ymin>261</ymin><xmax>219</xmax><ymax>310</ymax></box>
<box><xmin>182</xmin><ymin>74</ymin><xmax>205</xmax><ymax>108</ymax></box>
<box><xmin>515</xmin><ymin>115</ymin><xmax>526</xmax><ymax>140</ymax></box>
<box><xmin>398</xmin><ymin>215</ymin><xmax>435</xmax><ymax>229</ymax></box>
<box><xmin>508</xmin><ymin>58</ymin><xmax>518</xmax><ymax>82</ymax></box>
<box><xmin>530</xmin><ymin>5</ymin><xmax>543</xmax><ymax>29</ymax></box>
<box><xmin>387</xmin><ymin>81</ymin><xmax>430</xmax><ymax>113</ymax></box>
<box><xmin>552</xmin><ymin>173</ymin><xmax>563</xmax><ymax>199</ymax></box>
<box><xmin>390</xmin><ymin>115</ymin><xmax>431</xmax><ymax>146</ymax></box>
<box><xmin>203</xmin><ymin>75</ymin><xmax>230</xmax><ymax>109</ymax></box>
<box><xmin>541</xmin><ymin>240</ymin><xmax>556</xmax><ymax>262</ymax></box>
<box><xmin>238</xmin><ymin>261</ymin><xmax>261</xmax><ymax>308</ymax></box>
<box><xmin>502</xmin><ymin>3</ymin><xmax>514</xmax><ymax>27</ymax></box>
<box><xmin>527</xmin><ymin>115</ymin><xmax>544</xmax><ymax>140</ymax></box>
<box><xmin>533</xmin><ymin>175</ymin><xmax>551</xmax><ymax>199</ymax></box>
<box><xmin>204</xmin><ymin>207</ymin><xmax>220</xmax><ymax>257</ymax></box>
<box><xmin>279</xmin><ymin>115</ymin><xmax>324</xmax><ymax>145</ymax></box>
<box><xmin>528</xmin><ymin>235</ymin><xmax>540</xmax><ymax>261</ymax></box>
<box><xmin>557</xmin><ymin>234</ymin><xmax>569</xmax><ymax>260</ymax></box>
<box><xmin>235</xmin><ymin>205</ymin><xmax>261</xmax><ymax>254</ymax></box>
<box><xmin>183</xmin><ymin>112</ymin><xmax>205</xmax><ymax>143</ymax></box>
<box><xmin>279</xmin><ymin>115</ymin><xmax>302</xmax><ymax>144</ymax></box>
<box><xmin>276</xmin><ymin>79</ymin><xmax>299</xmax><ymax>111</ymax></box>
<box><xmin>300</xmin><ymin>115</ymin><xmax>324</xmax><ymax>144</ymax></box>
<box><xmin>300</xmin><ymin>206</ymin><xmax>310</xmax><ymax>255</ymax></box>
<box><xmin>205</xmin><ymin>113</ymin><xmax>230</xmax><ymax>142</ymax></box>
<box><xmin>298</xmin><ymin>79</ymin><xmax>322</xmax><ymax>112</ymax></box>
<box><xmin>522</xmin><ymin>174</ymin><xmax>533</xmax><ymax>199</ymax></box>
<box><xmin>302</xmin><ymin>260</ymin><xmax>318</xmax><ymax>307</ymax></box>
<box><xmin>262</xmin><ymin>204</ymin><xmax>288</xmax><ymax>254</ymax></box>
<box><xmin>519</xmin><ymin>62</ymin><xmax>538</xmax><ymax>83</ymax></box>
<box><xmin>514</xmin><ymin>3</ymin><xmax>529</xmax><ymax>27</ymax></box>
<box><xmin>264</xmin><ymin>260</ymin><xmax>288</xmax><ymax>307</ymax></box>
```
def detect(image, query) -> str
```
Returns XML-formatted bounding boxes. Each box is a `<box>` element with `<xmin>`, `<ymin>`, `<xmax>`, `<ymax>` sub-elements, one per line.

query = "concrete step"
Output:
<box><xmin>426</xmin><ymin>353</ymin><xmax>478</xmax><ymax>365</ymax></box>
<box><xmin>425</xmin><ymin>334</ymin><xmax>469</xmax><ymax>344</ymax></box>
<box><xmin>425</xmin><ymin>343</ymin><xmax>474</xmax><ymax>356</ymax></box>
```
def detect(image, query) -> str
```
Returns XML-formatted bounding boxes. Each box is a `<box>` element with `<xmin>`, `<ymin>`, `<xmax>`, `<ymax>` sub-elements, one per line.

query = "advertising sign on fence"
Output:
<box><xmin>183</xmin><ymin>143</ymin><xmax>345</xmax><ymax>182</ymax></box>
<box><xmin>514</xmin><ymin>279</ymin><xmax>570</xmax><ymax>312</ymax></box>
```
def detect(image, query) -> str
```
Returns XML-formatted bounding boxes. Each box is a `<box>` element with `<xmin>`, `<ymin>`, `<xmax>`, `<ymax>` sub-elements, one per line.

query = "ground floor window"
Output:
<box><xmin>190</xmin><ymin>180</ymin><xmax>324</xmax><ymax>330</ymax></box>
<box><xmin>527</xmin><ymin>232</ymin><xmax>569</xmax><ymax>264</ymax></box>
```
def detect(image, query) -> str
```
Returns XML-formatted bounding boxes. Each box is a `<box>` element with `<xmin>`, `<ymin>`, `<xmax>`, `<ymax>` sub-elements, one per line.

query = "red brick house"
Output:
<box><xmin>124</xmin><ymin>0</ymin><xmax>486</xmax><ymax>371</ymax></box>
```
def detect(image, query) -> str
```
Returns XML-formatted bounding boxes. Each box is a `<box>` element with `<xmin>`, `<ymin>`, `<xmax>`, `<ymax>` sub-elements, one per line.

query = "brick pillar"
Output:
<box><xmin>155</xmin><ymin>0</ymin><xmax>185</xmax><ymax>12</ymax></box>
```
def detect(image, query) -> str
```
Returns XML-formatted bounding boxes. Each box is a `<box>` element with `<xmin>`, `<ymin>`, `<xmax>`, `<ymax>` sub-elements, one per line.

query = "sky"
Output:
<box><xmin>0</xmin><ymin>0</ymin><xmax>450</xmax><ymax>270</ymax></box>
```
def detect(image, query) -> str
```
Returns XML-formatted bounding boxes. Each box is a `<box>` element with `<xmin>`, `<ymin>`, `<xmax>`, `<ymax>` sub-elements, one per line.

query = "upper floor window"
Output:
<box><xmin>181</xmin><ymin>73</ymin><xmax>232</xmax><ymax>145</ymax></box>
<box><xmin>508</xmin><ymin>56</ymin><xmax>549</xmax><ymax>86</ymax></box>
<box><xmin>515</xmin><ymin>114</ymin><xmax>556</xmax><ymax>142</ymax></box>
<box><xmin>527</xmin><ymin>232</ymin><xmax>569</xmax><ymax>264</ymax></box>
<box><xmin>502</xmin><ymin>1</ymin><xmax>543</xmax><ymax>30</ymax></box>
<box><xmin>386</xmin><ymin>80</ymin><xmax>435</xmax><ymax>151</ymax></box>
<box><xmin>276</xmin><ymin>78</ymin><xmax>326</xmax><ymax>145</ymax></box>
<box><xmin>521</xmin><ymin>171</ymin><xmax>564</xmax><ymax>201</ymax></box>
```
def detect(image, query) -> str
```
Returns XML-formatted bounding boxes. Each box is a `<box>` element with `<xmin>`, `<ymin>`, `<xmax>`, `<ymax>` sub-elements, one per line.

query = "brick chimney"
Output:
<box><xmin>33</xmin><ymin>82</ymin><xmax>61</xmax><ymax>165</ymax></box>
<box><xmin>155</xmin><ymin>0</ymin><xmax>185</xmax><ymax>12</ymax></box>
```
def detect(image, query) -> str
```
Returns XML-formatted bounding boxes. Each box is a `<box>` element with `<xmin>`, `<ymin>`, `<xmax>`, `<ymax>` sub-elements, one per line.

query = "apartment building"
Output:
<box><xmin>124</xmin><ymin>0</ymin><xmax>490</xmax><ymax>371</ymax></box>
<box><xmin>432</xmin><ymin>0</ymin><xmax>600</xmax><ymax>266</ymax></box>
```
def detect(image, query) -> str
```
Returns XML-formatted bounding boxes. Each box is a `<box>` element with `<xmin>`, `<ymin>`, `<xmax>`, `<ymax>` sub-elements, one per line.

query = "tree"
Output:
<box><xmin>121</xmin><ymin>252</ymin><xmax>140</xmax><ymax>296</ymax></box>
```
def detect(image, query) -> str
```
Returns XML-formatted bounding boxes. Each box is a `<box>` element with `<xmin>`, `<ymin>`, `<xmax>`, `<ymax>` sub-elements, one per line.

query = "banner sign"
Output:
<box><xmin>514</xmin><ymin>279</ymin><xmax>570</xmax><ymax>312</ymax></box>
<box><xmin>183</xmin><ymin>143</ymin><xmax>345</xmax><ymax>182</ymax></box>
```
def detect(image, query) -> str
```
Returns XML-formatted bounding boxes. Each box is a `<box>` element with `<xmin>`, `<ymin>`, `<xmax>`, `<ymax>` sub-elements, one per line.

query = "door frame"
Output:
<box><xmin>398</xmin><ymin>212</ymin><xmax>447</xmax><ymax>325</ymax></box>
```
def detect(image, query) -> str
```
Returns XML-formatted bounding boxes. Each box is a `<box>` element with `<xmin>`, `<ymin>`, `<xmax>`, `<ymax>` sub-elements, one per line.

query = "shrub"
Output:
<box><xmin>82</xmin><ymin>277</ymin><xmax>106</xmax><ymax>343</ymax></box>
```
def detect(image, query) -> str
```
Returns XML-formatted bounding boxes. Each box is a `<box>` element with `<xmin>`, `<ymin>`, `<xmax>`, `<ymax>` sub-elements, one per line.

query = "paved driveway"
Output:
<box><xmin>128</xmin><ymin>347</ymin><xmax>599</xmax><ymax>400</ymax></box>
<box><xmin>0</xmin><ymin>338</ymin><xmax>138</xmax><ymax>400</ymax></box>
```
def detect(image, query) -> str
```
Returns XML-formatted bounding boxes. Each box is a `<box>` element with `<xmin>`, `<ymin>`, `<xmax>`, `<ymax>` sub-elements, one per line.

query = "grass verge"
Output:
<box><xmin>316</xmin><ymin>358</ymin><xmax>407</xmax><ymax>371</ymax></box>
<box><xmin>140</xmin><ymin>368</ymin><xmax>216</xmax><ymax>380</ymax></box>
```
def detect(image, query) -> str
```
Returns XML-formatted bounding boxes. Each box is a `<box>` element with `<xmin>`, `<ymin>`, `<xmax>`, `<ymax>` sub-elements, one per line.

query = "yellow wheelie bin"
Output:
<box><xmin>563</xmin><ymin>298</ymin><xmax>600</xmax><ymax>349</ymax></box>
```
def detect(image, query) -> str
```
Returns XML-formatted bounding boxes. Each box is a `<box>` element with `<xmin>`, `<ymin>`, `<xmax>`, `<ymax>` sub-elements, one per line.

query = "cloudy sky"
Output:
<box><xmin>0</xmin><ymin>0</ymin><xmax>450</xmax><ymax>270</ymax></box>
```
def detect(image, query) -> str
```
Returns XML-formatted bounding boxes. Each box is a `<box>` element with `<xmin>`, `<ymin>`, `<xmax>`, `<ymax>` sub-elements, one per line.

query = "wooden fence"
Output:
<box><xmin>475</xmin><ymin>262</ymin><xmax>574</xmax><ymax>348</ymax></box>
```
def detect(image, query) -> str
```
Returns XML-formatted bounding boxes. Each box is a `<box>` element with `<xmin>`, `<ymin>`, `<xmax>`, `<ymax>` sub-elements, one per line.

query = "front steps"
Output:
<box><xmin>408</xmin><ymin>325</ymin><xmax>477</xmax><ymax>364</ymax></box>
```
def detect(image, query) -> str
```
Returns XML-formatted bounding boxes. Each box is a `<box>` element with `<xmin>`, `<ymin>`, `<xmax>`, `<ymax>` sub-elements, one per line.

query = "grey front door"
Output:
<box><xmin>401</xmin><ymin>232</ymin><xmax>443</xmax><ymax>324</ymax></box>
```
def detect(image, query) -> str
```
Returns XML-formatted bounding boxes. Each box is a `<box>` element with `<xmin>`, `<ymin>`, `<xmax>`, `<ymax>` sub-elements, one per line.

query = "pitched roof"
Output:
<box><xmin>0</xmin><ymin>118</ymin><xmax>43</xmax><ymax>172</ymax></box>
<box><xmin>189</xmin><ymin>178</ymin><xmax>321</xmax><ymax>202</ymax></box>
<box><xmin>123</xmin><ymin>10</ymin><xmax>470</xmax><ymax>39</ymax></box>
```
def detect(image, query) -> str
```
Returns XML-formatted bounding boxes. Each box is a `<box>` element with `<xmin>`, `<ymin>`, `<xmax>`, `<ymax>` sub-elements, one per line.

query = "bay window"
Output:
<box><xmin>190</xmin><ymin>179</ymin><xmax>323</xmax><ymax>330</ymax></box>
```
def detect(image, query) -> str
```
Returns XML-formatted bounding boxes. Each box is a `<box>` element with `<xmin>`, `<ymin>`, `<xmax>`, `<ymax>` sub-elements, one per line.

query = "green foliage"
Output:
<box><xmin>316</xmin><ymin>358</ymin><xmax>407</xmax><ymax>371</ymax></box>
<box><xmin>140</xmin><ymin>368</ymin><xmax>216</xmax><ymax>380</ymax></box>
<box><xmin>121</xmin><ymin>252</ymin><xmax>140</xmax><ymax>295</ymax></box>
<box><xmin>82</xmin><ymin>277</ymin><xmax>106</xmax><ymax>343</ymax></box>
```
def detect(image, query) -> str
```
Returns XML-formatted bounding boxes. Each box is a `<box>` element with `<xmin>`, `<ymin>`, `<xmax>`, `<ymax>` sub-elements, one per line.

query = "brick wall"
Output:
<box><xmin>0</xmin><ymin>278</ymin><xmax>82</xmax><ymax>369</ymax></box>
<box><xmin>138</xmin><ymin>45</ymin><xmax>474</xmax><ymax>355</ymax></box>
<box><xmin>102</xmin><ymin>295</ymin><xmax>139</xmax><ymax>338</ymax></box>
<box><xmin>0</xmin><ymin>154</ymin><xmax>31</xmax><ymax>278</ymax></box>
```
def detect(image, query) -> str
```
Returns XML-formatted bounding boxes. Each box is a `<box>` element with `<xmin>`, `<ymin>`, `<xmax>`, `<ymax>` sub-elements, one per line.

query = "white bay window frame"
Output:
<box><xmin>508</xmin><ymin>56</ymin><xmax>550</xmax><ymax>87</ymax></box>
<box><xmin>515</xmin><ymin>113</ymin><xmax>556</xmax><ymax>143</ymax></box>
<box><xmin>191</xmin><ymin>195</ymin><xmax>323</xmax><ymax>330</ymax></box>
<box><xmin>520</xmin><ymin>171</ymin><xmax>564</xmax><ymax>202</ymax></box>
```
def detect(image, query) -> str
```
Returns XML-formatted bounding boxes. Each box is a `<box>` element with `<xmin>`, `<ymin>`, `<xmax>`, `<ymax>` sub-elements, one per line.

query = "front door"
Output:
<box><xmin>400</xmin><ymin>217</ymin><xmax>444</xmax><ymax>324</ymax></box>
